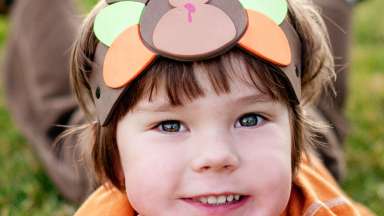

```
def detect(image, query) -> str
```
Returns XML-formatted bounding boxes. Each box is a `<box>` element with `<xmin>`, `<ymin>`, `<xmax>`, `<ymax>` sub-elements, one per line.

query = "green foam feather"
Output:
<box><xmin>94</xmin><ymin>1</ymin><xmax>145</xmax><ymax>46</ymax></box>
<box><xmin>240</xmin><ymin>0</ymin><xmax>288</xmax><ymax>24</ymax></box>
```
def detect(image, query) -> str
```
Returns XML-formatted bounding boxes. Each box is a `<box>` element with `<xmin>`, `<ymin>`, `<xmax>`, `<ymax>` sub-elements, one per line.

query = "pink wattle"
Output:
<box><xmin>184</xmin><ymin>3</ymin><xmax>196</xmax><ymax>23</ymax></box>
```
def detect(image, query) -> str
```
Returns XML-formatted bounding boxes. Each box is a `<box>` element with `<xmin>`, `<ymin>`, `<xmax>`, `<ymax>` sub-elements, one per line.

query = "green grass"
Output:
<box><xmin>340</xmin><ymin>0</ymin><xmax>384</xmax><ymax>214</ymax></box>
<box><xmin>0</xmin><ymin>0</ymin><xmax>383</xmax><ymax>215</ymax></box>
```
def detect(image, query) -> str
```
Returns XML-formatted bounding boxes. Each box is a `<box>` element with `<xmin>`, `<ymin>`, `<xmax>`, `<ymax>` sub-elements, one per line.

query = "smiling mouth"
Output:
<box><xmin>183</xmin><ymin>194</ymin><xmax>249</xmax><ymax>206</ymax></box>
<box><xmin>181</xmin><ymin>193</ymin><xmax>250</xmax><ymax>214</ymax></box>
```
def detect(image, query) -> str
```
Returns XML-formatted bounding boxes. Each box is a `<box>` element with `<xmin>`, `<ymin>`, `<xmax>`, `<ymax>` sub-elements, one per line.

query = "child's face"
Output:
<box><xmin>116</xmin><ymin>67</ymin><xmax>292</xmax><ymax>216</ymax></box>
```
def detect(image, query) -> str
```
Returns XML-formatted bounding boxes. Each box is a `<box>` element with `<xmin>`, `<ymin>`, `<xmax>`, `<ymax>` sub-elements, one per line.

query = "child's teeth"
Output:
<box><xmin>197</xmin><ymin>194</ymin><xmax>242</xmax><ymax>205</ymax></box>
<box><xmin>207</xmin><ymin>196</ymin><xmax>217</xmax><ymax>204</ymax></box>
<box><xmin>217</xmin><ymin>195</ymin><xmax>227</xmax><ymax>204</ymax></box>
<box><xmin>227</xmin><ymin>195</ymin><xmax>234</xmax><ymax>202</ymax></box>
<box><xmin>199</xmin><ymin>197</ymin><xmax>208</xmax><ymax>204</ymax></box>
<box><xmin>234</xmin><ymin>195</ymin><xmax>240</xmax><ymax>201</ymax></box>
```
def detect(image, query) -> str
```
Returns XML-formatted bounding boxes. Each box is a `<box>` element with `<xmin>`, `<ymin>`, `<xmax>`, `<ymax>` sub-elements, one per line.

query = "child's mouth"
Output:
<box><xmin>181</xmin><ymin>193</ymin><xmax>250</xmax><ymax>214</ymax></box>
<box><xmin>191</xmin><ymin>194</ymin><xmax>245</xmax><ymax>205</ymax></box>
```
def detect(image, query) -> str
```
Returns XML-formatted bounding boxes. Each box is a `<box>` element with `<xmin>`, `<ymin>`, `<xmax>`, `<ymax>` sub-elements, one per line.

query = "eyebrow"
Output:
<box><xmin>134</xmin><ymin>93</ymin><xmax>273</xmax><ymax>113</ymax></box>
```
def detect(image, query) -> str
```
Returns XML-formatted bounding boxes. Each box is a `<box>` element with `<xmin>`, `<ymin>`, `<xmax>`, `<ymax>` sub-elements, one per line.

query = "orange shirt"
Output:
<box><xmin>74</xmin><ymin>157</ymin><xmax>375</xmax><ymax>216</ymax></box>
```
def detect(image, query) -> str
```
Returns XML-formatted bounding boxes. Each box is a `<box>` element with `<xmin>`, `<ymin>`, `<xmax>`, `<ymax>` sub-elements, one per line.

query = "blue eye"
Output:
<box><xmin>157</xmin><ymin>120</ymin><xmax>187</xmax><ymax>133</ymax></box>
<box><xmin>235</xmin><ymin>113</ymin><xmax>265</xmax><ymax>128</ymax></box>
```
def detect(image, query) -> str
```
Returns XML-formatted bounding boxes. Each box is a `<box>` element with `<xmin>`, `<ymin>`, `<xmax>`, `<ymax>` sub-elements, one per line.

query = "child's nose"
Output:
<box><xmin>191</xmin><ymin>138</ymin><xmax>240</xmax><ymax>173</ymax></box>
<box><xmin>192</xmin><ymin>154</ymin><xmax>240</xmax><ymax>173</ymax></box>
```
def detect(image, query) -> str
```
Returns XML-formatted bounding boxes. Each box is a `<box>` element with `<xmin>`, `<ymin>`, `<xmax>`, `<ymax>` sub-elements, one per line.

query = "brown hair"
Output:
<box><xmin>70</xmin><ymin>0</ymin><xmax>334</xmax><ymax>190</ymax></box>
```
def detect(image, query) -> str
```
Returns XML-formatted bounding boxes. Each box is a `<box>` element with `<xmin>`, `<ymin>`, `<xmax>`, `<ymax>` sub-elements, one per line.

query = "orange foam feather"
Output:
<box><xmin>238</xmin><ymin>10</ymin><xmax>291</xmax><ymax>66</ymax></box>
<box><xmin>103</xmin><ymin>25</ymin><xmax>157</xmax><ymax>88</ymax></box>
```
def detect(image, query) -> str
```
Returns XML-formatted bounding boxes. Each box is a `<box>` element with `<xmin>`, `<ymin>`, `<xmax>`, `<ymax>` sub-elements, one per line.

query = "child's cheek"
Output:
<box><xmin>119</xmin><ymin>149</ymin><xmax>167</xmax><ymax>215</ymax></box>
<box><xmin>236</xmin><ymin>123</ymin><xmax>292</xmax><ymax>214</ymax></box>
<box><xmin>256</xmin><ymin>155</ymin><xmax>292</xmax><ymax>214</ymax></box>
<box><xmin>118</xmin><ymin>137</ymin><xmax>183</xmax><ymax>215</ymax></box>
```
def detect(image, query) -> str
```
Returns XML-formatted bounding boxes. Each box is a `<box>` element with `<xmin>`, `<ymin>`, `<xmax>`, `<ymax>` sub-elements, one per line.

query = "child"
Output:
<box><xmin>72</xmin><ymin>0</ymin><xmax>374</xmax><ymax>215</ymax></box>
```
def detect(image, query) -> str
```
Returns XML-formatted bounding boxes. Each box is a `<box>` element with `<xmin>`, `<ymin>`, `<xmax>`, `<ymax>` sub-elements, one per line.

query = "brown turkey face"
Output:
<box><xmin>140</xmin><ymin>0</ymin><xmax>248</xmax><ymax>61</ymax></box>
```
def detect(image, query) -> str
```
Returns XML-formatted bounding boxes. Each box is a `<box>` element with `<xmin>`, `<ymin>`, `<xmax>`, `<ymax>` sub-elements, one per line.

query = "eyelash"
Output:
<box><xmin>154</xmin><ymin>113</ymin><xmax>267</xmax><ymax>133</ymax></box>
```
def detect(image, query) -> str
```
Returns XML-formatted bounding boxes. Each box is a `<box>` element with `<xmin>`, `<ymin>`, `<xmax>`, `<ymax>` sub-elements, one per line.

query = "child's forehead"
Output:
<box><xmin>134</xmin><ymin>65</ymin><xmax>274</xmax><ymax>111</ymax></box>
<box><xmin>134</xmin><ymin>90</ymin><xmax>275</xmax><ymax>114</ymax></box>
<box><xmin>162</xmin><ymin>50</ymin><xmax>267</xmax><ymax>88</ymax></box>
<box><xmin>194</xmin><ymin>59</ymin><xmax>266</xmax><ymax>92</ymax></box>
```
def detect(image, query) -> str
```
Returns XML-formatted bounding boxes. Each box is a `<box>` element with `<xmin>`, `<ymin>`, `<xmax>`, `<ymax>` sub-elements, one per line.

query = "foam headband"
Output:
<box><xmin>89</xmin><ymin>0</ymin><xmax>302</xmax><ymax>126</ymax></box>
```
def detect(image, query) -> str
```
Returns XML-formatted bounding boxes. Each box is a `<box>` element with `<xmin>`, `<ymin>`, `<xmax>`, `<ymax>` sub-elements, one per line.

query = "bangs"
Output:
<box><xmin>112</xmin><ymin>47</ymin><xmax>293</xmax><ymax>121</ymax></box>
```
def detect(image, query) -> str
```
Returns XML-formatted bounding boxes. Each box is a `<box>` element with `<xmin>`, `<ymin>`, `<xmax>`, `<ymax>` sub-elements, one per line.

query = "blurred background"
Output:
<box><xmin>0</xmin><ymin>0</ymin><xmax>383</xmax><ymax>215</ymax></box>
